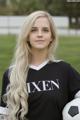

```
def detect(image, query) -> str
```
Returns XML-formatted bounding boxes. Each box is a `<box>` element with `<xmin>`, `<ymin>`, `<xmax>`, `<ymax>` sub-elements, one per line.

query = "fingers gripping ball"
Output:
<box><xmin>62</xmin><ymin>98</ymin><xmax>80</xmax><ymax>120</ymax></box>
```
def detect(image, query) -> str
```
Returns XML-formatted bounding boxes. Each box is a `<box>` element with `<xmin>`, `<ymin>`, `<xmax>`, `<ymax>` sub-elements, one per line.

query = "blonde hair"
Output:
<box><xmin>5</xmin><ymin>10</ymin><xmax>58</xmax><ymax>120</ymax></box>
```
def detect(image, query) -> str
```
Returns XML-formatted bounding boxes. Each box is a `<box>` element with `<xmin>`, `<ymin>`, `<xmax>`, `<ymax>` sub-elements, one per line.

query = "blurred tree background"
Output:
<box><xmin>0</xmin><ymin>0</ymin><xmax>80</xmax><ymax>28</ymax></box>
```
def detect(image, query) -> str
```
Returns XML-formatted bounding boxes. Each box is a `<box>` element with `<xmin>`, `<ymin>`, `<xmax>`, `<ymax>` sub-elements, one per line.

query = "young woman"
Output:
<box><xmin>0</xmin><ymin>10</ymin><xmax>80</xmax><ymax>120</ymax></box>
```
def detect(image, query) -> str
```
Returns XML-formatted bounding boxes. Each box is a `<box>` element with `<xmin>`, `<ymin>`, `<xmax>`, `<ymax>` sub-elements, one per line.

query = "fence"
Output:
<box><xmin>0</xmin><ymin>16</ymin><xmax>80</xmax><ymax>35</ymax></box>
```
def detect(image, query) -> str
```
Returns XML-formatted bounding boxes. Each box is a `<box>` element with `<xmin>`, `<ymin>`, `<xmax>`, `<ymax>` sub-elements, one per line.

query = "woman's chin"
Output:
<box><xmin>32</xmin><ymin>46</ymin><xmax>47</xmax><ymax>50</ymax></box>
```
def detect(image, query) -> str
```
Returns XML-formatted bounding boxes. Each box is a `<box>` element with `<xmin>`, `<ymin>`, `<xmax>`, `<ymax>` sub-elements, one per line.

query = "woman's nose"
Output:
<box><xmin>37</xmin><ymin>30</ymin><xmax>43</xmax><ymax>37</ymax></box>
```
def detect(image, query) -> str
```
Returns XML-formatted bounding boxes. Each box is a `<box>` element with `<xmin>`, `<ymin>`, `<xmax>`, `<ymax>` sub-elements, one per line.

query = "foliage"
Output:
<box><xmin>0</xmin><ymin>0</ymin><xmax>80</xmax><ymax>16</ymax></box>
<box><xmin>64</xmin><ymin>2</ymin><xmax>80</xmax><ymax>16</ymax></box>
<box><xmin>6</xmin><ymin>0</ymin><xmax>45</xmax><ymax>15</ymax></box>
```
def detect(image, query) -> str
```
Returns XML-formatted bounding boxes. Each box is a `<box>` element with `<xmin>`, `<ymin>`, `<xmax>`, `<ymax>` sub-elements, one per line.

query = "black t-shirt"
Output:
<box><xmin>1</xmin><ymin>61</ymin><xmax>80</xmax><ymax>120</ymax></box>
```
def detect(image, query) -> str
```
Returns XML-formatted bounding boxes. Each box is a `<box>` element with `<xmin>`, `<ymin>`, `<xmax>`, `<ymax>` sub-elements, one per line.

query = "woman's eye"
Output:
<box><xmin>43</xmin><ymin>28</ymin><xmax>49</xmax><ymax>32</ymax></box>
<box><xmin>31</xmin><ymin>29</ymin><xmax>36</xmax><ymax>32</ymax></box>
<box><xmin>31</xmin><ymin>27</ymin><xmax>37</xmax><ymax>32</ymax></box>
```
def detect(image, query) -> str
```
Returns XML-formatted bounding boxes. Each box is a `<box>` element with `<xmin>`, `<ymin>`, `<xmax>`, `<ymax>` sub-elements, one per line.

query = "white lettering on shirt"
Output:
<box><xmin>27</xmin><ymin>79</ymin><xmax>60</xmax><ymax>93</ymax></box>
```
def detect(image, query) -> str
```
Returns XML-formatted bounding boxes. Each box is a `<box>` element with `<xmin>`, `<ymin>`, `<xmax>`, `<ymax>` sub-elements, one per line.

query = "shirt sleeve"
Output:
<box><xmin>68</xmin><ymin>64</ymin><xmax>80</xmax><ymax>100</ymax></box>
<box><xmin>0</xmin><ymin>69</ymin><xmax>10</xmax><ymax>107</ymax></box>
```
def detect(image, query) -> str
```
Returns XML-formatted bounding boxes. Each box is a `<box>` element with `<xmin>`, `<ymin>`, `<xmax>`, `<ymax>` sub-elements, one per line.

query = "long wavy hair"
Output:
<box><xmin>4</xmin><ymin>10</ymin><xmax>58</xmax><ymax>120</ymax></box>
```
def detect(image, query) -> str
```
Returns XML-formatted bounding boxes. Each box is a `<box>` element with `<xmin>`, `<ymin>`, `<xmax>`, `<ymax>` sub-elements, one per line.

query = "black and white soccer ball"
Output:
<box><xmin>62</xmin><ymin>98</ymin><xmax>80</xmax><ymax>120</ymax></box>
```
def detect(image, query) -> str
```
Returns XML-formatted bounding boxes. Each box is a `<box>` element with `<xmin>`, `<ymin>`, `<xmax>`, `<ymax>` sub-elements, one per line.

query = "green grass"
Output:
<box><xmin>0</xmin><ymin>35</ymin><xmax>80</xmax><ymax>91</ymax></box>
<box><xmin>0</xmin><ymin>35</ymin><xmax>16</xmax><ymax>90</ymax></box>
<box><xmin>56</xmin><ymin>36</ymin><xmax>80</xmax><ymax>72</ymax></box>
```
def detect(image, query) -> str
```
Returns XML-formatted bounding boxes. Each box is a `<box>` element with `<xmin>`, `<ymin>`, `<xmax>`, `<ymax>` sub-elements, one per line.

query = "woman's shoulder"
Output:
<box><xmin>50</xmin><ymin>59</ymin><xmax>78</xmax><ymax>72</ymax></box>
<box><xmin>51</xmin><ymin>59</ymin><xmax>71</xmax><ymax>67</ymax></box>
<box><xmin>51</xmin><ymin>59</ymin><xmax>80</xmax><ymax>74</ymax></box>
<box><xmin>3</xmin><ymin>65</ymin><xmax>15</xmax><ymax>80</ymax></box>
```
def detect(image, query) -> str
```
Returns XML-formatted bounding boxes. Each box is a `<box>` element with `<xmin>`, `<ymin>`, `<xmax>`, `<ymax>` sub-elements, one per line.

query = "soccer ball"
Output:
<box><xmin>62</xmin><ymin>98</ymin><xmax>80</xmax><ymax>120</ymax></box>
<box><xmin>0</xmin><ymin>106</ymin><xmax>9</xmax><ymax>120</ymax></box>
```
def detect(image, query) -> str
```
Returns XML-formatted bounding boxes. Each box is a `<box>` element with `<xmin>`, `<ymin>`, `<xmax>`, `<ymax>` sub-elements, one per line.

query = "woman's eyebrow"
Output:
<box><xmin>31</xmin><ymin>27</ymin><xmax>37</xmax><ymax>29</ymax></box>
<box><xmin>32</xmin><ymin>26</ymin><xmax>49</xmax><ymax>29</ymax></box>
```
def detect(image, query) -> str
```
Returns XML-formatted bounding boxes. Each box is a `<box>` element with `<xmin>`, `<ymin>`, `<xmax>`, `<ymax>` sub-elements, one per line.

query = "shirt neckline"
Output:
<box><xmin>29</xmin><ymin>59</ymin><xmax>61</xmax><ymax>71</ymax></box>
<box><xmin>29</xmin><ymin>59</ymin><xmax>49</xmax><ymax>71</ymax></box>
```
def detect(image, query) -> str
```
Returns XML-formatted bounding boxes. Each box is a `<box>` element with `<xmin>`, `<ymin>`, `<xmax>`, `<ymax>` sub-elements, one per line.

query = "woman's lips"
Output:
<box><xmin>35</xmin><ymin>40</ymin><xmax>44</xmax><ymax>42</ymax></box>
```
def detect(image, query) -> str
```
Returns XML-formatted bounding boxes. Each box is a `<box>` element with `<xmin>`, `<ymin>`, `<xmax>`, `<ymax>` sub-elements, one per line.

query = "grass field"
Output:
<box><xmin>0</xmin><ymin>35</ymin><xmax>80</xmax><ymax>91</ymax></box>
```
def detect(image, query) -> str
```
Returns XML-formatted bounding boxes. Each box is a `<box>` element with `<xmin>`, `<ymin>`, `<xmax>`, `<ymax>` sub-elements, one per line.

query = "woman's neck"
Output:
<box><xmin>30</xmin><ymin>49</ymin><xmax>48</xmax><ymax>66</ymax></box>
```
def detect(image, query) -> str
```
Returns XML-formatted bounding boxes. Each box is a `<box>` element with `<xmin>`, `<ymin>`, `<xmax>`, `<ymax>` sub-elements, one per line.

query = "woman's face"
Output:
<box><xmin>28</xmin><ymin>16</ymin><xmax>52</xmax><ymax>50</ymax></box>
